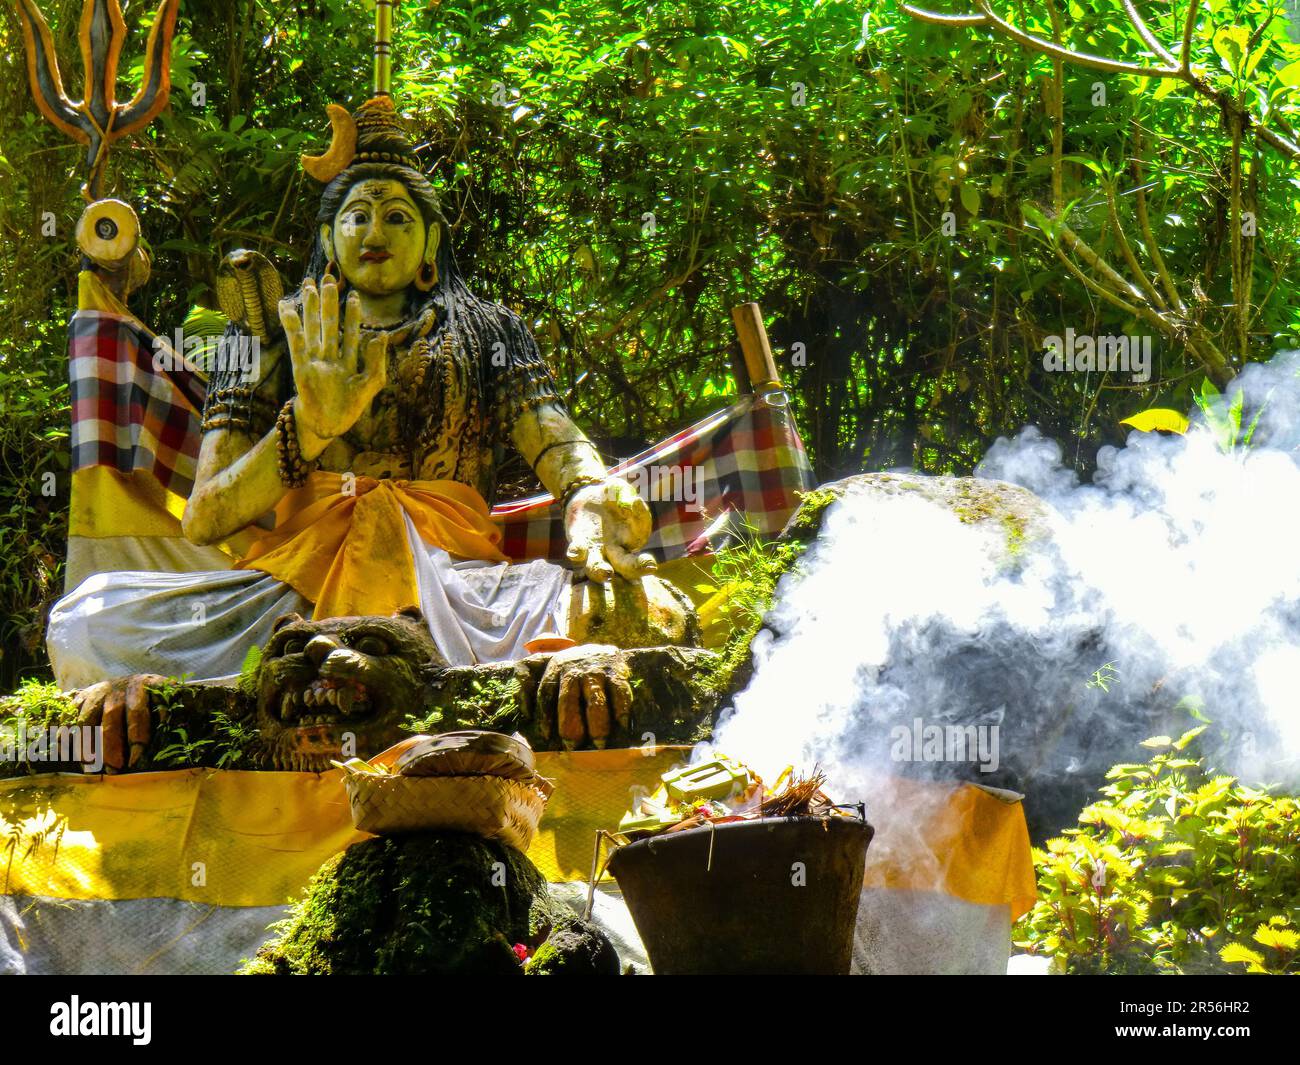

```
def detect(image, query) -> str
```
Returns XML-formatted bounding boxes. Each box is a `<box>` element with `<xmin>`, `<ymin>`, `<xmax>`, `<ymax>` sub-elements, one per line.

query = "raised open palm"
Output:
<box><xmin>278</xmin><ymin>275</ymin><xmax>387</xmax><ymax>442</ymax></box>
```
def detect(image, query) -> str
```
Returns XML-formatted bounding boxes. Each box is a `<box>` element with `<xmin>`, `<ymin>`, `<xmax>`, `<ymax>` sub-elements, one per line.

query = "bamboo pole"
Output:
<box><xmin>731</xmin><ymin>303</ymin><xmax>782</xmax><ymax>391</ymax></box>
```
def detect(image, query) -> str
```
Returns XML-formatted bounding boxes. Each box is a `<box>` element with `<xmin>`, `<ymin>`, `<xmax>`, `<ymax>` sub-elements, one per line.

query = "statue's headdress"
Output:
<box><xmin>300</xmin><ymin>0</ymin><xmax>420</xmax><ymax>183</ymax></box>
<box><xmin>301</xmin><ymin>96</ymin><xmax>420</xmax><ymax>183</ymax></box>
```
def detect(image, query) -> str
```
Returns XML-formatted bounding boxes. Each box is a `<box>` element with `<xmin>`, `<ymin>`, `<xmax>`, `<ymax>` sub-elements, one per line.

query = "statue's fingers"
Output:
<box><xmin>74</xmin><ymin>681</ymin><xmax>107</xmax><ymax>726</ymax></box>
<box><xmin>279</xmin><ymin>301</ymin><xmax>306</xmax><ymax>367</ymax></box>
<box><xmin>565</xmin><ymin>507</ymin><xmax>601</xmax><ymax>567</ymax></box>
<box><xmin>557</xmin><ymin>671</ymin><xmax>585</xmax><ymax>750</ymax></box>
<box><xmin>537</xmin><ymin>671</ymin><xmax>557</xmax><ymax>740</ymax></box>
<box><xmin>585</xmin><ymin>549</ymin><xmax>614</xmax><ymax>583</ymax></box>
<box><xmin>101</xmin><ymin>688</ymin><xmax>127</xmax><ymax>773</ymax></box>
<box><xmin>302</xmin><ymin>280</ymin><xmax>321</xmax><ymax>356</ymax></box>
<box><xmin>611</xmin><ymin>673</ymin><xmax>633</xmax><ymax>733</ymax></box>
<box><xmin>360</xmin><ymin>333</ymin><xmax>389</xmax><ymax>392</ymax></box>
<box><xmin>581</xmin><ymin>676</ymin><xmax>611</xmax><ymax>750</ymax></box>
<box><xmin>125</xmin><ymin>675</ymin><xmax>152</xmax><ymax>768</ymax></box>
<box><xmin>604</xmin><ymin>542</ymin><xmax>645</xmax><ymax>581</ymax></box>
<box><xmin>320</xmin><ymin>275</ymin><xmax>340</xmax><ymax>360</ymax></box>
<box><xmin>342</xmin><ymin>291</ymin><xmax>362</xmax><ymax>370</ymax></box>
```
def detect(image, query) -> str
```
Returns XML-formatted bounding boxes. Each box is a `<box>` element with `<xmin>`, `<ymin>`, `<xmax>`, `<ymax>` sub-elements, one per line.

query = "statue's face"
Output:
<box><xmin>328</xmin><ymin>179</ymin><xmax>427</xmax><ymax>295</ymax></box>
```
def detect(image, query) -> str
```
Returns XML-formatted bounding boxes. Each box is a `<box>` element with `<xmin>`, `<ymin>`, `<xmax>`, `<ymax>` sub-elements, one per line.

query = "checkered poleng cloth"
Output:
<box><xmin>70</xmin><ymin>311</ymin><xmax>206</xmax><ymax>500</ymax></box>
<box><xmin>494</xmin><ymin>394</ymin><xmax>814</xmax><ymax>561</ymax></box>
<box><xmin>69</xmin><ymin>310</ymin><xmax>815</xmax><ymax>562</ymax></box>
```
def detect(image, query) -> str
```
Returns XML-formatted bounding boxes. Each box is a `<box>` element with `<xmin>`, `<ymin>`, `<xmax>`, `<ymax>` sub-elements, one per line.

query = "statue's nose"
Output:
<box><xmin>305</xmin><ymin>634</ymin><xmax>342</xmax><ymax>667</ymax></box>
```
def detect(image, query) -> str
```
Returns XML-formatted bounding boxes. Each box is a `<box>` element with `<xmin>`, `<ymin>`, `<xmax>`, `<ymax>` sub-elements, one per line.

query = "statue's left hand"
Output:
<box><xmin>564</xmin><ymin>477</ymin><xmax>657</xmax><ymax>582</ymax></box>
<box><xmin>71</xmin><ymin>673</ymin><xmax>168</xmax><ymax>773</ymax></box>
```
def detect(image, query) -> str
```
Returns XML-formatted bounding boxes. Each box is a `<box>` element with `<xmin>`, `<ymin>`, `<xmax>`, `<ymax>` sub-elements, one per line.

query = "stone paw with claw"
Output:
<box><xmin>71</xmin><ymin>673</ymin><xmax>169</xmax><ymax>773</ymax></box>
<box><xmin>536</xmin><ymin>645</ymin><xmax>633</xmax><ymax>751</ymax></box>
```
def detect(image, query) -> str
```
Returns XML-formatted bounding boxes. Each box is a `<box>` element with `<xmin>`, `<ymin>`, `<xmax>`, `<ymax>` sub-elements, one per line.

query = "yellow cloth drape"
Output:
<box><xmin>0</xmin><ymin>757</ymin><xmax>1037</xmax><ymax>917</ymax></box>
<box><xmin>236</xmin><ymin>471</ymin><xmax>508</xmax><ymax>619</ymax></box>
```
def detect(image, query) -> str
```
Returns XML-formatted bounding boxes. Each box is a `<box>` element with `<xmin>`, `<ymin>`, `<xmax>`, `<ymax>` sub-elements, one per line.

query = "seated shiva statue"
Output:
<box><xmin>46</xmin><ymin>97</ymin><xmax>696</xmax><ymax>763</ymax></box>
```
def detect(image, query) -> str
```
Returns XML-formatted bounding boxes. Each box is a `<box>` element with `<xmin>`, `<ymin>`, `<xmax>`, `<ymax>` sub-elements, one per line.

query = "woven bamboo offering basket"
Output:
<box><xmin>338</xmin><ymin>732</ymin><xmax>553</xmax><ymax>852</ymax></box>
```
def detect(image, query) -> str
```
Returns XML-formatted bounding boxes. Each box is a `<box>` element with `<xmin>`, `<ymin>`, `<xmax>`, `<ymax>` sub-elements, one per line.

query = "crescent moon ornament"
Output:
<box><xmin>301</xmin><ymin>103</ymin><xmax>359</xmax><ymax>183</ymax></box>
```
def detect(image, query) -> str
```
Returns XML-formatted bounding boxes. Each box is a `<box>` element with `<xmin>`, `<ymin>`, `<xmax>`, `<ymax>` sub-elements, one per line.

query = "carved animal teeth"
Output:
<box><xmin>325</xmin><ymin>688</ymin><xmax>338</xmax><ymax>706</ymax></box>
<box><xmin>337</xmin><ymin>688</ymin><xmax>354</xmax><ymax>714</ymax></box>
<box><xmin>281</xmin><ymin>692</ymin><xmax>293</xmax><ymax>719</ymax></box>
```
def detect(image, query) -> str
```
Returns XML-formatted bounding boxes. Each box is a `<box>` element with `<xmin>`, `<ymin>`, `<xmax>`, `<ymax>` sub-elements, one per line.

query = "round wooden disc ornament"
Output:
<box><xmin>76</xmin><ymin>199</ymin><xmax>141</xmax><ymax>269</ymax></box>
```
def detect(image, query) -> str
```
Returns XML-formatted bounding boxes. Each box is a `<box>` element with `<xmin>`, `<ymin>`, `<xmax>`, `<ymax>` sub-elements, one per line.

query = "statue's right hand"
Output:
<box><xmin>278</xmin><ymin>275</ymin><xmax>388</xmax><ymax>446</ymax></box>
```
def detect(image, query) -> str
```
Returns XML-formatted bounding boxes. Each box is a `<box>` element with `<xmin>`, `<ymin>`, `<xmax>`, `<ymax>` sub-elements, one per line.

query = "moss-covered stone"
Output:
<box><xmin>697</xmin><ymin>472</ymin><xmax>1053</xmax><ymax>708</ymax></box>
<box><xmin>424</xmin><ymin>646</ymin><xmax>721</xmax><ymax>748</ymax></box>
<box><xmin>524</xmin><ymin>917</ymin><xmax>621</xmax><ymax>975</ymax></box>
<box><xmin>240</xmin><ymin>831</ymin><xmax>618</xmax><ymax>975</ymax></box>
<box><xmin>780</xmin><ymin>472</ymin><xmax>1050</xmax><ymax>566</ymax></box>
<box><xmin>780</xmin><ymin>486</ymin><xmax>842</xmax><ymax>544</ymax></box>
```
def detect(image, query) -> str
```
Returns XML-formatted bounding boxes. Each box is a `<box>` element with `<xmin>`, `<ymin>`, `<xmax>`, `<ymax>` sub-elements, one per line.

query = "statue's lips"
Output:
<box><xmin>359</xmin><ymin>251</ymin><xmax>392</xmax><ymax>263</ymax></box>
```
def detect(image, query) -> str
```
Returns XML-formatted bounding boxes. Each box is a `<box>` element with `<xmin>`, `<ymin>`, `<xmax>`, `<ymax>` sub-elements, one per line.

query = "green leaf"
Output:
<box><xmin>1253</xmin><ymin>924</ymin><xmax>1299</xmax><ymax>951</ymax></box>
<box><xmin>1120</xmin><ymin>408</ymin><xmax>1190</xmax><ymax>435</ymax></box>
<box><xmin>1219</xmin><ymin>942</ymin><xmax>1265</xmax><ymax>967</ymax></box>
<box><xmin>1172</xmin><ymin>725</ymin><xmax>1207</xmax><ymax>750</ymax></box>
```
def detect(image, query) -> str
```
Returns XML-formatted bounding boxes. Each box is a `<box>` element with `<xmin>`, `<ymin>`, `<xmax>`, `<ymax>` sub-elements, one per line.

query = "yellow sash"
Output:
<box><xmin>237</xmin><ymin>471</ymin><xmax>508</xmax><ymax>619</ymax></box>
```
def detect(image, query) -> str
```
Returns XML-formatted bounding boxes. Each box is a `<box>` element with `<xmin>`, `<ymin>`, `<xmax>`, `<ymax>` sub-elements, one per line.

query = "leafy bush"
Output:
<box><xmin>1014</xmin><ymin>727</ymin><xmax>1300</xmax><ymax>974</ymax></box>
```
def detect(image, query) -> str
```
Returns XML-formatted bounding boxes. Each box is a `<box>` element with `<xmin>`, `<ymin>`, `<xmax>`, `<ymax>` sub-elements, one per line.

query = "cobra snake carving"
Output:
<box><xmin>215</xmin><ymin>249</ymin><xmax>284</xmax><ymax>342</ymax></box>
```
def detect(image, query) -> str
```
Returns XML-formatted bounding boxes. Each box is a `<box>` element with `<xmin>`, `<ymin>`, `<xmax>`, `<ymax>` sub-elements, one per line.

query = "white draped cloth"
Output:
<box><xmin>47</xmin><ymin>519</ymin><xmax>571</xmax><ymax>690</ymax></box>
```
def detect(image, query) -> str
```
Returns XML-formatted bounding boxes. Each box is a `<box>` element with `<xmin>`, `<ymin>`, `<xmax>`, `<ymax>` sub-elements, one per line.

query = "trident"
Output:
<box><xmin>14</xmin><ymin>0</ymin><xmax>180</xmax><ymax>201</ymax></box>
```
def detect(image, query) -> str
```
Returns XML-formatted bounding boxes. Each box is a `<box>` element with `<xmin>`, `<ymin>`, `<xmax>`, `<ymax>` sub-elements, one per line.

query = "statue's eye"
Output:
<box><xmin>354</xmin><ymin>635</ymin><xmax>389</xmax><ymax>656</ymax></box>
<box><xmin>385</xmin><ymin>210</ymin><xmax>411</xmax><ymax>226</ymax></box>
<box><xmin>281</xmin><ymin>637</ymin><xmax>306</xmax><ymax>656</ymax></box>
<box><xmin>345</xmin><ymin>210</ymin><xmax>369</xmax><ymax>227</ymax></box>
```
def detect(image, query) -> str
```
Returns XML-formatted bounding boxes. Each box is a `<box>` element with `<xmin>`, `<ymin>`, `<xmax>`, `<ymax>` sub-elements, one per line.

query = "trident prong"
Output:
<box><xmin>14</xmin><ymin>0</ymin><xmax>180</xmax><ymax>201</ymax></box>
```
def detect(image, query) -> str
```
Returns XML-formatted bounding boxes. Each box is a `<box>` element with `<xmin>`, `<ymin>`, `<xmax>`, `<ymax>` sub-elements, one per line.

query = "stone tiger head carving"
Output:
<box><xmin>255</xmin><ymin>607</ymin><xmax>443</xmax><ymax>771</ymax></box>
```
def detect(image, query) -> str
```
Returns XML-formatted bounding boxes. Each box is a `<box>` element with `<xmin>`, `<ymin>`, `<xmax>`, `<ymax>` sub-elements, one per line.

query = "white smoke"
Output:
<box><xmin>714</xmin><ymin>354</ymin><xmax>1300</xmax><ymax>839</ymax></box>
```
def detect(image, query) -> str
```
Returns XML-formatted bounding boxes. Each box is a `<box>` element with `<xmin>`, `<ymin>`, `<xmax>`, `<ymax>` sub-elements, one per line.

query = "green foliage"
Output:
<box><xmin>0</xmin><ymin>679</ymin><xmax>80</xmax><ymax>779</ymax></box>
<box><xmin>0</xmin><ymin>678</ymin><xmax>78</xmax><ymax>731</ymax></box>
<box><xmin>236</xmin><ymin>643</ymin><xmax>263</xmax><ymax>699</ymax></box>
<box><xmin>404</xmin><ymin>673</ymin><xmax>523</xmax><ymax>734</ymax></box>
<box><xmin>146</xmin><ymin>676</ymin><xmax>256</xmax><ymax>770</ymax></box>
<box><xmin>1193</xmin><ymin>379</ymin><xmax>1268</xmax><ymax>454</ymax></box>
<box><xmin>152</xmin><ymin>706</ymin><xmax>257</xmax><ymax>770</ymax></box>
<box><xmin>697</xmin><ymin>516</ymin><xmax>807</xmax><ymax>699</ymax></box>
<box><xmin>1014</xmin><ymin>728</ymin><xmax>1300</xmax><ymax>974</ymax></box>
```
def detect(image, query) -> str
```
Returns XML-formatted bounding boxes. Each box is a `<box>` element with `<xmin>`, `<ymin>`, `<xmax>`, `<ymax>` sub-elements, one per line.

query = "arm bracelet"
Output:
<box><xmin>275</xmin><ymin>398</ymin><xmax>315</xmax><ymax>488</ymax></box>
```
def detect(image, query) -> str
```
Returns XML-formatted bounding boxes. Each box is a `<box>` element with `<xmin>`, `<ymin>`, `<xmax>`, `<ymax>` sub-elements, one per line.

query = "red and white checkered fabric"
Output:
<box><xmin>69</xmin><ymin>311</ymin><xmax>205</xmax><ymax>499</ymax></box>
<box><xmin>494</xmin><ymin>392</ymin><xmax>813</xmax><ymax>562</ymax></box>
